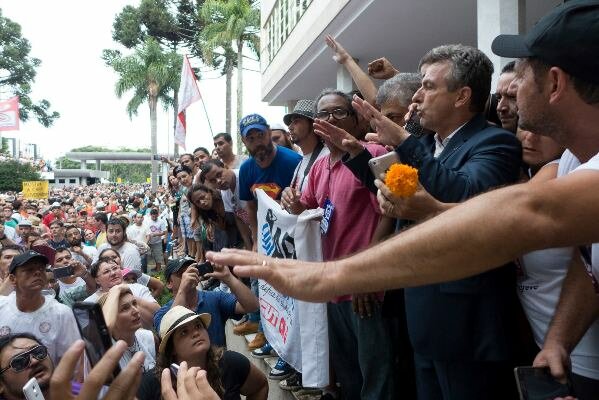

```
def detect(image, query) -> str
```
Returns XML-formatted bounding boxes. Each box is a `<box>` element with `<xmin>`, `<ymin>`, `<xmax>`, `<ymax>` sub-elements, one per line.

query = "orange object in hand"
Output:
<box><xmin>384</xmin><ymin>163</ymin><xmax>418</xmax><ymax>197</ymax></box>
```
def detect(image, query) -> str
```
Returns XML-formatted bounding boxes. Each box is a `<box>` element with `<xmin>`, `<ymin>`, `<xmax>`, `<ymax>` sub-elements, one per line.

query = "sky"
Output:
<box><xmin>1</xmin><ymin>0</ymin><xmax>284</xmax><ymax>162</ymax></box>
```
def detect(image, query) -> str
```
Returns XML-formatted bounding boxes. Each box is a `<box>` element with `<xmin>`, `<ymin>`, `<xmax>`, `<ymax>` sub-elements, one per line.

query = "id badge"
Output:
<box><xmin>320</xmin><ymin>198</ymin><xmax>335</xmax><ymax>235</ymax></box>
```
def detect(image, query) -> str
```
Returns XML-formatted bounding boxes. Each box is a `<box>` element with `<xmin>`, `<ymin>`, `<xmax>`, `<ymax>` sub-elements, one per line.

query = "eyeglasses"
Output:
<box><xmin>0</xmin><ymin>345</ymin><xmax>48</xmax><ymax>375</ymax></box>
<box><xmin>315</xmin><ymin>109</ymin><xmax>352</xmax><ymax>121</ymax></box>
<box><xmin>100</xmin><ymin>265</ymin><xmax>120</xmax><ymax>276</ymax></box>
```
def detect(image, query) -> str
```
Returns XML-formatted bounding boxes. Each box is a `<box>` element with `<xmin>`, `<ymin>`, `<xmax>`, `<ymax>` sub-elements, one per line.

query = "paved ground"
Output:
<box><xmin>225</xmin><ymin>321</ymin><xmax>295</xmax><ymax>400</ymax></box>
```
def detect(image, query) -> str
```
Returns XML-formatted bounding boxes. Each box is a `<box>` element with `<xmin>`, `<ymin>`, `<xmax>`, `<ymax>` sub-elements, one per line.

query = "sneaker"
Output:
<box><xmin>251</xmin><ymin>342</ymin><xmax>276</xmax><ymax>359</ymax></box>
<box><xmin>232</xmin><ymin>320</ymin><xmax>259</xmax><ymax>336</ymax></box>
<box><xmin>279</xmin><ymin>372</ymin><xmax>302</xmax><ymax>391</ymax></box>
<box><xmin>247</xmin><ymin>332</ymin><xmax>266</xmax><ymax>350</ymax></box>
<box><xmin>268</xmin><ymin>358</ymin><xmax>293</xmax><ymax>380</ymax></box>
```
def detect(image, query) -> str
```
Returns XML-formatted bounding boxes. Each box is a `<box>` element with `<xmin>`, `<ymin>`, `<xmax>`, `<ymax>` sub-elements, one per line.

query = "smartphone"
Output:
<box><xmin>170</xmin><ymin>363</ymin><xmax>179</xmax><ymax>380</ymax></box>
<box><xmin>514</xmin><ymin>366</ymin><xmax>573</xmax><ymax>400</ymax></box>
<box><xmin>23</xmin><ymin>377</ymin><xmax>45</xmax><ymax>400</ymax></box>
<box><xmin>72</xmin><ymin>302</ymin><xmax>120</xmax><ymax>382</ymax></box>
<box><xmin>52</xmin><ymin>266</ymin><xmax>74</xmax><ymax>279</ymax></box>
<box><xmin>368</xmin><ymin>151</ymin><xmax>399</xmax><ymax>180</ymax></box>
<box><xmin>195</xmin><ymin>261</ymin><xmax>214</xmax><ymax>276</ymax></box>
<box><xmin>404</xmin><ymin>110</ymin><xmax>427</xmax><ymax>138</ymax></box>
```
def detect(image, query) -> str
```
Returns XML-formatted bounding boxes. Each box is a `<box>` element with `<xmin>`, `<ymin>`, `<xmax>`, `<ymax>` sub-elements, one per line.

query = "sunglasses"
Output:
<box><xmin>0</xmin><ymin>345</ymin><xmax>48</xmax><ymax>374</ymax></box>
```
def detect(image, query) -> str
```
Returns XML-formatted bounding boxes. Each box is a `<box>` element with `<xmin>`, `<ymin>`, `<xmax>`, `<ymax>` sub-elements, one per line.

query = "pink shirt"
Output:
<box><xmin>301</xmin><ymin>143</ymin><xmax>387</xmax><ymax>302</ymax></box>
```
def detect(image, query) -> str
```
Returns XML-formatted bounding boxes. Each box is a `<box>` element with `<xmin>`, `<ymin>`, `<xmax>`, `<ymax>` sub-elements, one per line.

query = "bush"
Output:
<box><xmin>0</xmin><ymin>160</ymin><xmax>41</xmax><ymax>192</ymax></box>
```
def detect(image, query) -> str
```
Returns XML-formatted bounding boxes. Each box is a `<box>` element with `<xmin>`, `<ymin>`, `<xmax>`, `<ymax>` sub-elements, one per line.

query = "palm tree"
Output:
<box><xmin>103</xmin><ymin>37</ymin><xmax>181</xmax><ymax>191</ymax></box>
<box><xmin>200</xmin><ymin>0</ymin><xmax>260</xmax><ymax>153</ymax></box>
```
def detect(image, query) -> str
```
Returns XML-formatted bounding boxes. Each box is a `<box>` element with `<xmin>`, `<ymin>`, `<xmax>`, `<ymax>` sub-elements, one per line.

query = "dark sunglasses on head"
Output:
<box><xmin>0</xmin><ymin>345</ymin><xmax>48</xmax><ymax>374</ymax></box>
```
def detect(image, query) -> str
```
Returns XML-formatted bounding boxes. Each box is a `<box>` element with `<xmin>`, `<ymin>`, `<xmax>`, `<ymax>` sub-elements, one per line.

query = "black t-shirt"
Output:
<box><xmin>136</xmin><ymin>350</ymin><xmax>250</xmax><ymax>400</ymax></box>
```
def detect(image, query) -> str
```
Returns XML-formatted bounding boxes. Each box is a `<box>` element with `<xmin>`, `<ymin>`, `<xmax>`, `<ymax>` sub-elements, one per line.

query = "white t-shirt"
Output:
<box><xmin>221</xmin><ymin>169</ymin><xmax>246</xmax><ymax>213</ymax></box>
<box><xmin>145</xmin><ymin>218</ymin><xmax>166</xmax><ymax>245</ymax></box>
<box><xmin>518</xmin><ymin>150</ymin><xmax>599</xmax><ymax>379</ymax></box>
<box><xmin>82</xmin><ymin>244</ymin><xmax>98</xmax><ymax>260</ymax></box>
<box><xmin>84</xmin><ymin>283</ymin><xmax>156</xmax><ymax>304</ymax></box>
<box><xmin>291</xmin><ymin>145</ymin><xmax>329</xmax><ymax>193</ymax></box>
<box><xmin>117</xmin><ymin>329</ymin><xmax>156</xmax><ymax>372</ymax></box>
<box><xmin>0</xmin><ymin>293</ymin><xmax>81</xmax><ymax>364</ymax></box>
<box><xmin>96</xmin><ymin>242</ymin><xmax>142</xmax><ymax>271</ymax></box>
<box><xmin>58</xmin><ymin>277</ymin><xmax>85</xmax><ymax>292</ymax></box>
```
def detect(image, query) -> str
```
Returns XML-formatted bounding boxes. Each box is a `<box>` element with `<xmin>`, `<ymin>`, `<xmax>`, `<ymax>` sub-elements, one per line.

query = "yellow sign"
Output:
<box><xmin>146</xmin><ymin>177</ymin><xmax>151</xmax><ymax>183</ymax></box>
<box><xmin>22</xmin><ymin>181</ymin><xmax>49</xmax><ymax>199</ymax></box>
<box><xmin>117</xmin><ymin>177</ymin><xmax>122</xmax><ymax>183</ymax></box>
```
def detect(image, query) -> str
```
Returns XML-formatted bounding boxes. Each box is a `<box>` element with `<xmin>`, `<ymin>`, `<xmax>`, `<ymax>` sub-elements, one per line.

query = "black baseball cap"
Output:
<box><xmin>165</xmin><ymin>257</ymin><xmax>196</xmax><ymax>282</ymax></box>
<box><xmin>492</xmin><ymin>0</ymin><xmax>599</xmax><ymax>84</ymax></box>
<box><xmin>9</xmin><ymin>250</ymin><xmax>49</xmax><ymax>274</ymax></box>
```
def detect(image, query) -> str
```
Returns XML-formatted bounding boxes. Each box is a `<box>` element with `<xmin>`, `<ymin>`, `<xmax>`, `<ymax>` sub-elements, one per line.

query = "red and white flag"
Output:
<box><xmin>0</xmin><ymin>96</ymin><xmax>19</xmax><ymax>131</ymax></box>
<box><xmin>175</xmin><ymin>55</ymin><xmax>201</xmax><ymax>149</ymax></box>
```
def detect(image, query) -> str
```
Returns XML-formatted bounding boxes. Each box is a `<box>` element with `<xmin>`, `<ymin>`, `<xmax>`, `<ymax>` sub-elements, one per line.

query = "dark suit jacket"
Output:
<box><xmin>395</xmin><ymin>114</ymin><xmax>522</xmax><ymax>361</ymax></box>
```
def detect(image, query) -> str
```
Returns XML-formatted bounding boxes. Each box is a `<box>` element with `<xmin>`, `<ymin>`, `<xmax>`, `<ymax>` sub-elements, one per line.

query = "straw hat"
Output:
<box><xmin>158</xmin><ymin>306</ymin><xmax>211</xmax><ymax>355</ymax></box>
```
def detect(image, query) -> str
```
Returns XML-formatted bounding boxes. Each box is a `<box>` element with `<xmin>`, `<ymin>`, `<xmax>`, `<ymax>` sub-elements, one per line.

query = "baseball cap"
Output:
<box><xmin>9</xmin><ymin>250</ymin><xmax>49</xmax><ymax>274</ymax></box>
<box><xmin>283</xmin><ymin>99</ymin><xmax>316</xmax><ymax>126</ymax></box>
<box><xmin>492</xmin><ymin>0</ymin><xmax>599</xmax><ymax>84</ymax></box>
<box><xmin>239</xmin><ymin>113</ymin><xmax>269</xmax><ymax>137</ymax></box>
<box><xmin>18</xmin><ymin>219</ymin><xmax>32</xmax><ymax>227</ymax></box>
<box><xmin>50</xmin><ymin>202</ymin><xmax>61</xmax><ymax>209</ymax></box>
<box><xmin>164</xmin><ymin>257</ymin><xmax>196</xmax><ymax>282</ymax></box>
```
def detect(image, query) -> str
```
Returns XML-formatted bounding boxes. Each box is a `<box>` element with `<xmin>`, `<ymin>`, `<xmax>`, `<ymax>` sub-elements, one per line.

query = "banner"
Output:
<box><xmin>0</xmin><ymin>96</ymin><xmax>19</xmax><ymax>131</ymax></box>
<box><xmin>256</xmin><ymin>189</ymin><xmax>329</xmax><ymax>387</ymax></box>
<box><xmin>174</xmin><ymin>55</ymin><xmax>201</xmax><ymax>149</ymax></box>
<box><xmin>22</xmin><ymin>181</ymin><xmax>49</xmax><ymax>199</ymax></box>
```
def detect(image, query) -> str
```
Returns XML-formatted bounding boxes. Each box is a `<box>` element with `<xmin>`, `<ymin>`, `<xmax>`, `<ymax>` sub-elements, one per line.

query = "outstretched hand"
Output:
<box><xmin>50</xmin><ymin>340</ymin><xmax>144</xmax><ymax>400</ymax></box>
<box><xmin>206</xmin><ymin>249</ymin><xmax>335</xmax><ymax>302</ymax></box>
<box><xmin>352</xmin><ymin>95</ymin><xmax>409</xmax><ymax>147</ymax></box>
<box><xmin>161</xmin><ymin>361</ymin><xmax>219</xmax><ymax>400</ymax></box>
<box><xmin>325</xmin><ymin>34</ymin><xmax>351</xmax><ymax>64</ymax></box>
<box><xmin>313</xmin><ymin>119</ymin><xmax>364</xmax><ymax>157</ymax></box>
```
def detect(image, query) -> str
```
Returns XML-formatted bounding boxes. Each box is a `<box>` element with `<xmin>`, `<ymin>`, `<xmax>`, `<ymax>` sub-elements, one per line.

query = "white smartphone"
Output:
<box><xmin>368</xmin><ymin>151</ymin><xmax>399</xmax><ymax>179</ymax></box>
<box><xmin>23</xmin><ymin>377</ymin><xmax>45</xmax><ymax>400</ymax></box>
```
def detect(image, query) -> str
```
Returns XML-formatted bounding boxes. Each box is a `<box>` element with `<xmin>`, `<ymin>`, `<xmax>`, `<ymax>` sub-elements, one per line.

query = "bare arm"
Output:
<box><xmin>240</xmin><ymin>363</ymin><xmax>268</xmax><ymax>400</ymax></box>
<box><xmin>245</xmin><ymin>200</ymin><xmax>258</xmax><ymax>251</ymax></box>
<box><xmin>147</xmin><ymin>276</ymin><xmax>165</xmax><ymax>299</ymax></box>
<box><xmin>325</xmin><ymin>35</ymin><xmax>378</xmax><ymax>105</ymax></box>
<box><xmin>136</xmin><ymin>298</ymin><xmax>161</xmax><ymax>330</ymax></box>
<box><xmin>206</xmin><ymin>264</ymin><xmax>258</xmax><ymax>314</ymax></box>
<box><xmin>534</xmin><ymin>250</ymin><xmax>599</xmax><ymax>380</ymax></box>
<box><xmin>207</xmin><ymin>170</ymin><xmax>599</xmax><ymax>302</ymax></box>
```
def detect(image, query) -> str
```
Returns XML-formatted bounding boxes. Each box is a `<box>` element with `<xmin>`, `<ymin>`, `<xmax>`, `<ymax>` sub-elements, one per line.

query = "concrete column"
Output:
<box><xmin>96</xmin><ymin>160</ymin><xmax>101</xmax><ymax>170</ymax></box>
<box><xmin>477</xmin><ymin>0</ymin><xmax>524</xmax><ymax>89</ymax></box>
<box><xmin>285</xmin><ymin>100</ymin><xmax>298</xmax><ymax>113</ymax></box>
<box><xmin>80</xmin><ymin>160</ymin><xmax>87</xmax><ymax>170</ymax></box>
<box><xmin>336</xmin><ymin>63</ymin><xmax>356</xmax><ymax>93</ymax></box>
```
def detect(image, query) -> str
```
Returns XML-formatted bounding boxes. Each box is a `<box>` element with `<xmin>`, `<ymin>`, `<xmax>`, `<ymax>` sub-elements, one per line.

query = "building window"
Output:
<box><xmin>69</xmin><ymin>179</ymin><xmax>77</xmax><ymax>184</ymax></box>
<box><xmin>58</xmin><ymin>179</ymin><xmax>65</xmax><ymax>183</ymax></box>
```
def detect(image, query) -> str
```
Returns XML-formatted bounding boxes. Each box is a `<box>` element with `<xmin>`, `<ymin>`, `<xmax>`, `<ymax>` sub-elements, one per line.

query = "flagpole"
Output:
<box><xmin>199</xmin><ymin>97</ymin><xmax>214</xmax><ymax>137</ymax></box>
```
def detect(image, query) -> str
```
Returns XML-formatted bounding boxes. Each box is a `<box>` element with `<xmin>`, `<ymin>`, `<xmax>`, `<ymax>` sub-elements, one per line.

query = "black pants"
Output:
<box><xmin>572</xmin><ymin>373</ymin><xmax>599</xmax><ymax>400</ymax></box>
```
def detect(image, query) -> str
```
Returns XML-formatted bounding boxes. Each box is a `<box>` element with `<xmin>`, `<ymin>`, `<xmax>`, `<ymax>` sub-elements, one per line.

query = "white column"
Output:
<box><xmin>336</xmin><ymin>63</ymin><xmax>356</xmax><ymax>93</ymax></box>
<box><xmin>477</xmin><ymin>0</ymin><xmax>524</xmax><ymax>89</ymax></box>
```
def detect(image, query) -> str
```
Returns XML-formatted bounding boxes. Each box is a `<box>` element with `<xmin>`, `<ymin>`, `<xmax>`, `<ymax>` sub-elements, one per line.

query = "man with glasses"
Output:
<box><xmin>0</xmin><ymin>250</ymin><xmax>80</xmax><ymax>365</ymax></box>
<box><xmin>0</xmin><ymin>333</ymin><xmax>54</xmax><ymax>400</ymax></box>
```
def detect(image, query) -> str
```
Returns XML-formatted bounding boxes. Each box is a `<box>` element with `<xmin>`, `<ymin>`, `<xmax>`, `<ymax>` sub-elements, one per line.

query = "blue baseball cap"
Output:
<box><xmin>239</xmin><ymin>114</ymin><xmax>269</xmax><ymax>137</ymax></box>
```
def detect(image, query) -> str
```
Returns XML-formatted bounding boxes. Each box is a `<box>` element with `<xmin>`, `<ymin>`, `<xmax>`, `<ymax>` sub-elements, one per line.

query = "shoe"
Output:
<box><xmin>268</xmin><ymin>358</ymin><xmax>293</xmax><ymax>380</ymax></box>
<box><xmin>251</xmin><ymin>342</ymin><xmax>276</xmax><ymax>359</ymax></box>
<box><xmin>233</xmin><ymin>320</ymin><xmax>259</xmax><ymax>336</ymax></box>
<box><xmin>279</xmin><ymin>372</ymin><xmax>302</xmax><ymax>391</ymax></box>
<box><xmin>247</xmin><ymin>332</ymin><xmax>266</xmax><ymax>350</ymax></box>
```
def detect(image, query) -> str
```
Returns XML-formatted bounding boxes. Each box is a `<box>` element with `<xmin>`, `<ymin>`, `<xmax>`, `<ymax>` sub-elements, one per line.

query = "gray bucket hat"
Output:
<box><xmin>283</xmin><ymin>99</ymin><xmax>316</xmax><ymax>126</ymax></box>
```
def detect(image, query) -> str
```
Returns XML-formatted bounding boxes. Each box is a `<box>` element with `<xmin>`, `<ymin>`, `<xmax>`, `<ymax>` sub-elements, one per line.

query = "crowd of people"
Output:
<box><xmin>0</xmin><ymin>1</ymin><xmax>597</xmax><ymax>399</ymax></box>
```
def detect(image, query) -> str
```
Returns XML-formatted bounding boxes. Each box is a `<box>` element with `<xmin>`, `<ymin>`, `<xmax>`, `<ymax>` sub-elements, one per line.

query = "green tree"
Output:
<box><xmin>0</xmin><ymin>160</ymin><xmax>40</xmax><ymax>191</ymax></box>
<box><xmin>200</xmin><ymin>0</ymin><xmax>260</xmax><ymax>153</ymax></box>
<box><xmin>0</xmin><ymin>9</ymin><xmax>59</xmax><ymax>127</ymax></box>
<box><xmin>102</xmin><ymin>38</ymin><xmax>181</xmax><ymax>192</ymax></box>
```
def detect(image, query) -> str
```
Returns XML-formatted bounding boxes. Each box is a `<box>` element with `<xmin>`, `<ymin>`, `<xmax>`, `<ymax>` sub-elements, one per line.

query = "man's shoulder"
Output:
<box><xmin>274</xmin><ymin>146</ymin><xmax>302</xmax><ymax>164</ymax></box>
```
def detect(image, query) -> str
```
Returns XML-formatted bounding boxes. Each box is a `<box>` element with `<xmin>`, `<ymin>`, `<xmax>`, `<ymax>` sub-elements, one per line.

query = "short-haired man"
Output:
<box><xmin>65</xmin><ymin>225</ymin><xmax>97</xmax><ymax>265</ymax></box>
<box><xmin>0</xmin><ymin>250</ymin><xmax>80</xmax><ymax>364</ymax></box>
<box><xmin>0</xmin><ymin>246</ymin><xmax>21</xmax><ymax>296</ymax></box>
<box><xmin>126</xmin><ymin>213</ymin><xmax>149</xmax><ymax>272</ymax></box>
<box><xmin>48</xmin><ymin>220</ymin><xmax>68</xmax><ymax>250</ymax></box>
<box><xmin>174</xmin><ymin>165</ymin><xmax>196</xmax><ymax>258</ymax></box>
<box><xmin>0</xmin><ymin>333</ymin><xmax>54</xmax><ymax>400</ymax></box>
<box><xmin>495</xmin><ymin>61</ymin><xmax>518</xmax><ymax>132</ymax></box>
<box><xmin>93</xmin><ymin>212</ymin><xmax>108</xmax><ymax>248</ymax></box>
<box><xmin>152</xmin><ymin>257</ymin><xmax>258</xmax><ymax>347</ymax></box>
<box><xmin>96</xmin><ymin>218</ymin><xmax>142</xmax><ymax>272</ymax></box>
<box><xmin>41</xmin><ymin>203</ymin><xmax>63</xmax><ymax>228</ymax></box>
<box><xmin>146</xmin><ymin>208</ymin><xmax>166</xmax><ymax>272</ymax></box>
<box><xmin>213</xmin><ymin>132</ymin><xmax>248</xmax><ymax>169</ymax></box>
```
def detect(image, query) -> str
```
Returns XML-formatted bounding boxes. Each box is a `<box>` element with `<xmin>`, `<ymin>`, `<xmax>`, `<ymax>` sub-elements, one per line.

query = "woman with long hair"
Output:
<box><xmin>137</xmin><ymin>306</ymin><xmax>267</xmax><ymax>400</ymax></box>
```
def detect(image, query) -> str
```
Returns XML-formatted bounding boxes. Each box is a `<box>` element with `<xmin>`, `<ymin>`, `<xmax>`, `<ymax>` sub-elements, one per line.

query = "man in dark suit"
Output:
<box><xmin>390</xmin><ymin>45</ymin><xmax>522</xmax><ymax>400</ymax></box>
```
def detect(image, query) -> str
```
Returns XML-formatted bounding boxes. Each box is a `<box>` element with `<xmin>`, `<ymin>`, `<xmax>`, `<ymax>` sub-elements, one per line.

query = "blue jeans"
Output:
<box><xmin>327</xmin><ymin>301</ymin><xmax>399</xmax><ymax>400</ymax></box>
<box><xmin>248</xmin><ymin>278</ymin><xmax>261</xmax><ymax>329</ymax></box>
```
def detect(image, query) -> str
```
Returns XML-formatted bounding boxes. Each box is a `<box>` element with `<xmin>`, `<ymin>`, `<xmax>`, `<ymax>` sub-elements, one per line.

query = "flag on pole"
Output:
<box><xmin>0</xmin><ymin>96</ymin><xmax>19</xmax><ymax>131</ymax></box>
<box><xmin>175</xmin><ymin>55</ymin><xmax>201</xmax><ymax>149</ymax></box>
